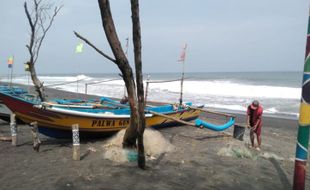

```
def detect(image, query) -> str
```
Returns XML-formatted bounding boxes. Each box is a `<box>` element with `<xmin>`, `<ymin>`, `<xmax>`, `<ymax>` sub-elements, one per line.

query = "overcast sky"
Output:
<box><xmin>0</xmin><ymin>0</ymin><xmax>309</xmax><ymax>74</ymax></box>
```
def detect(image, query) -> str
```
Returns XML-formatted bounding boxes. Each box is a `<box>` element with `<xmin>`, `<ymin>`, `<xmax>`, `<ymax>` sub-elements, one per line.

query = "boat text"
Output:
<box><xmin>91</xmin><ymin>119</ymin><xmax>130</xmax><ymax>127</ymax></box>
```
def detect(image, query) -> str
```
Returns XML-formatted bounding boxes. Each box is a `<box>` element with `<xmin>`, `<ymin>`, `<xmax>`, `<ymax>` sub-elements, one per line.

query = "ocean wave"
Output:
<box><xmin>149</xmin><ymin>80</ymin><xmax>301</xmax><ymax>100</ymax></box>
<box><xmin>3</xmin><ymin>74</ymin><xmax>300</xmax><ymax>118</ymax></box>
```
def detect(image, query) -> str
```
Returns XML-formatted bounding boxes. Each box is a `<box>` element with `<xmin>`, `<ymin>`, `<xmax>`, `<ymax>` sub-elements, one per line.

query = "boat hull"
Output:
<box><xmin>0</xmin><ymin>92</ymin><xmax>200</xmax><ymax>138</ymax></box>
<box><xmin>0</xmin><ymin>100</ymin><xmax>11</xmax><ymax>122</ymax></box>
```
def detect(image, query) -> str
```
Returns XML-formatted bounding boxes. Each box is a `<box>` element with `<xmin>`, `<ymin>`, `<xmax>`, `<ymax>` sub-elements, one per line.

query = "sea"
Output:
<box><xmin>0</xmin><ymin>71</ymin><xmax>302</xmax><ymax>120</ymax></box>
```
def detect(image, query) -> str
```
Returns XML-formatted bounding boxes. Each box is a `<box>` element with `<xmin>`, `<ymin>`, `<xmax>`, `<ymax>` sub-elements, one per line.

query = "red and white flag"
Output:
<box><xmin>178</xmin><ymin>43</ymin><xmax>187</xmax><ymax>62</ymax></box>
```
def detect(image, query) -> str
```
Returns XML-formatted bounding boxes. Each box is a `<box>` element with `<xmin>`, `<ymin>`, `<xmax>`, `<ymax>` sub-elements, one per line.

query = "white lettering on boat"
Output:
<box><xmin>91</xmin><ymin>119</ymin><xmax>130</xmax><ymax>127</ymax></box>
<box><xmin>91</xmin><ymin>120</ymin><xmax>116</xmax><ymax>127</ymax></box>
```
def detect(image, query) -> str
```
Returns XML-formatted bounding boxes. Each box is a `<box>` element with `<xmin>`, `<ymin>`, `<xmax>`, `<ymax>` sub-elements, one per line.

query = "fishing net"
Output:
<box><xmin>103</xmin><ymin>128</ymin><xmax>174</xmax><ymax>163</ymax></box>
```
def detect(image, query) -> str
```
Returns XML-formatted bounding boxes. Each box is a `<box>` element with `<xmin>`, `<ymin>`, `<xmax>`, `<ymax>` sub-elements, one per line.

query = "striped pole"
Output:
<box><xmin>72</xmin><ymin>124</ymin><xmax>80</xmax><ymax>161</ymax></box>
<box><xmin>10</xmin><ymin>114</ymin><xmax>17</xmax><ymax>146</ymax></box>
<box><xmin>293</xmin><ymin>8</ymin><xmax>310</xmax><ymax>190</ymax></box>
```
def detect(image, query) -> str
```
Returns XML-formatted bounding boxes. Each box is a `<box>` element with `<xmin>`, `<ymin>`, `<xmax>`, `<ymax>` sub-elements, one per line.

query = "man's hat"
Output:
<box><xmin>250</xmin><ymin>100</ymin><xmax>259</xmax><ymax>110</ymax></box>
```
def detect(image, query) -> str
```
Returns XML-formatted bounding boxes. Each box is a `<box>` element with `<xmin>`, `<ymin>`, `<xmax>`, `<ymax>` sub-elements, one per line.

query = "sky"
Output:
<box><xmin>0</xmin><ymin>0</ymin><xmax>309</xmax><ymax>74</ymax></box>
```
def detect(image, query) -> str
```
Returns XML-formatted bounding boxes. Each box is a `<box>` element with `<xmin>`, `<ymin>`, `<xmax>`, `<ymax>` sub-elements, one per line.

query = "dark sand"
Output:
<box><xmin>0</xmin><ymin>86</ymin><xmax>309</xmax><ymax>190</ymax></box>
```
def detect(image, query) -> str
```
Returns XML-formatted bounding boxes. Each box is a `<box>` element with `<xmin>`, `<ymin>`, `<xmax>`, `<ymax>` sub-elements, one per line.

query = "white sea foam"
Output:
<box><xmin>205</xmin><ymin>103</ymin><xmax>247</xmax><ymax>112</ymax></box>
<box><xmin>150</xmin><ymin>80</ymin><xmax>301</xmax><ymax>100</ymax></box>
<box><xmin>265</xmin><ymin>107</ymin><xmax>278</xmax><ymax>114</ymax></box>
<box><xmin>3</xmin><ymin>74</ymin><xmax>301</xmax><ymax>118</ymax></box>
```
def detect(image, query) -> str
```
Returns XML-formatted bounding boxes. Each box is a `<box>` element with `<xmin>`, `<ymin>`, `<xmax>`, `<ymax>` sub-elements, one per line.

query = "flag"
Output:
<box><xmin>7</xmin><ymin>56</ymin><xmax>13</xmax><ymax>68</ymax></box>
<box><xmin>178</xmin><ymin>43</ymin><xmax>187</xmax><ymax>62</ymax></box>
<box><xmin>24</xmin><ymin>63</ymin><xmax>30</xmax><ymax>71</ymax></box>
<box><xmin>75</xmin><ymin>42</ymin><xmax>83</xmax><ymax>53</ymax></box>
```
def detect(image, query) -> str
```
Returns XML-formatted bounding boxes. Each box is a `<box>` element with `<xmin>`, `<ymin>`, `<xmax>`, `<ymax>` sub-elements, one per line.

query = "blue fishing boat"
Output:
<box><xmin>0</xmin><ymin>86</ymin><xmax>235</xmax><ymax>138</ymax></box>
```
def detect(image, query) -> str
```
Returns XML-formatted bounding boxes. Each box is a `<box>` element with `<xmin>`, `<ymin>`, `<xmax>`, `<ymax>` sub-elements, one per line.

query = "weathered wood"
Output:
<box><xmin>10</xmin><ymin>114</ymin><xmax>17</xmax><ymax>146</ymax></box>
<box><xmin>97</xmin><ymin>0</ymin><xmax>139</xmax><ymax>149</ymax></box>
<box><xmin>74</xmin><ymin>31</ymin><xmax>116</xmax><ymax>63</ymax></box>
<box><xmin>131</xmin><ymin>0</ymin><xmax>146</xmax><ymax>169</ymax></box>
<box><xmin>30</xmin><ymin>121</ymin><xmax>41</xmax><ymax>152</ymax></box>
<box><xmin>72</xmin><ymin>124</ymin><xmax>80</xmax><ymax>161</ymax></box>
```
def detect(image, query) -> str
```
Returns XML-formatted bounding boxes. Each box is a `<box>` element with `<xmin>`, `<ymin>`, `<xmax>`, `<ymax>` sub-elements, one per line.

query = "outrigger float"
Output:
<box><xmin>0</xmin><ymin>84</ymin><xmax>235</xmax><ymax>138</ymax></box>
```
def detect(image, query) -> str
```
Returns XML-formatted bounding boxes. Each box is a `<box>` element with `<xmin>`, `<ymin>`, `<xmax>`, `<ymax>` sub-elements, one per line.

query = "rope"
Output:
<box><xmin>189</xmin><ymin>106</ymin><xmax>236</xmax><ymax>118</ymax></box>
<box><xmin>147</xmin><ymin>77</ymin><xmax>190</xmax><ymax>84</ymax></box>
<box><xmin>45</xmin><ymin>78</ymin><xmax>120</xmax><ymax>87</ymax></box>
<box><xmin>148</xmin><ymin>110</ymin><xmax>196</xmax><ymax>126</ymax></box>
<box><xmin>45</xmin><ymin>79</ymin><xmax>86</xmax><ymax>87</ymax></box>
<box><xmin>85</xmin><ymin>78</ymin><xmax>120</xmax><ymax>86</ymax></box>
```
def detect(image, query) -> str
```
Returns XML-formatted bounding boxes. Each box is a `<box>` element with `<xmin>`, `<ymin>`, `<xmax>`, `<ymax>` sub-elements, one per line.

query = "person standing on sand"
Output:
<box><xmin>246</xmin><ymin>100</ymin><xmax>263</xmax><ymax>151</ymax></box>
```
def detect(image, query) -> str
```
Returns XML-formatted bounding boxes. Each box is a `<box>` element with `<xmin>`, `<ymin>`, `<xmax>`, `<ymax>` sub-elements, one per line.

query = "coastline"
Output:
<box><xmin>0</xmin><ymin>84</ymin><xmax>308</xmax><ymax>189</ymax></box>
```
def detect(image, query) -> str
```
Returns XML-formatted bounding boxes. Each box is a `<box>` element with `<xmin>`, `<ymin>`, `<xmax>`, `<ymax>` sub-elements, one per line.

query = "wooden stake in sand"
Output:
<box><xmin>10</xmin><ymin>114</ymin><xmax>17</xmax><ymax>146</ymax></box>
<box><xmin>72</xmin><ymin>124</ymin><xmax>80</xmax><ymax>161</ymax></box>
<box><xmin>30</xmin><ymin>121</ymin><xmax>41</xmax><ymax>152</ymax></box>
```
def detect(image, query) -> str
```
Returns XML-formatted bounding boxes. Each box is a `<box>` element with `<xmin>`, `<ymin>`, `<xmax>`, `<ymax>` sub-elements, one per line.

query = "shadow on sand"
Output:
<box><xmin>269</xmin><ymin>157</ymin><xmax>291</xmax><ymax>190</ymax></box>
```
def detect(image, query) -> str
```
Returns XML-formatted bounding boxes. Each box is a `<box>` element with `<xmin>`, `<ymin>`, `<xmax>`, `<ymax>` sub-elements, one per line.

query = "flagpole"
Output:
<box><xmin>24</xmin><ymin>63</ymin><xmax>30</xmax><ymax>93</ymax></box>
<box><xmin>293</xmin><ymin>7</ymin><xmax>310</xmax><ymax>190</ymax></box>
<box><xmin>9</xmin><ymin>55</ymin><xmax>14</xmax><ymax>88</ymax></box>
<box><xmin>123</xmin><ymin>37</ymin><xmax>129</xmax><ymax>98</ymax></box>
<box><xmin>180</xmin><ymin>58</ymin><xmax>185</xmax><ymax>105</ymax></box>
<box><xmin>7</xmin><ymin>66</ymin><xmax>10</xmax><ymax>87</ymax></box>
<box><xmin>144</xmin><ymin>74</ymin><xmax>150</xmax><ymax>108</ymax></box>
<box><xmin>179</xmin><ymin>44</ymin><xmax>187</xmax><ymax>105</ymax></box>
<box><xmin>75</xmin><ymin>42</ymin><xmax>84</xmax><ymax>98</ymax></box>
<box><xmin>27</xmin><ymin>72</ymin><xmax>30</xmax><ymax>93</ymax></box>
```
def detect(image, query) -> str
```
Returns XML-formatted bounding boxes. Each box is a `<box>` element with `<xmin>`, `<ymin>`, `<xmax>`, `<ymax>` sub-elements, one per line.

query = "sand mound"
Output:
<box><xmin>103</xmin><ymin>129</ymin><xmax>174</xmax><ymax>163</ymax></box>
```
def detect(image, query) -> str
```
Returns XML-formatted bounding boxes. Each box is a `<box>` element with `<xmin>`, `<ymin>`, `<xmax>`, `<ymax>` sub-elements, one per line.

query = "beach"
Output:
<box><xmin>0</xmin><ymin>86</ymin><xmax>309</xmax><ymax>190</ymax></box>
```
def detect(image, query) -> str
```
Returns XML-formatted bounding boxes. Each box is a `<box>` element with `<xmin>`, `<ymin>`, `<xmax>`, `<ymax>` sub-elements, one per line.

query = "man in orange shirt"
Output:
<box><xmin>247</xmin><ymin>100</ymin><xmax>263</xmax><ymax>150</ymax></box>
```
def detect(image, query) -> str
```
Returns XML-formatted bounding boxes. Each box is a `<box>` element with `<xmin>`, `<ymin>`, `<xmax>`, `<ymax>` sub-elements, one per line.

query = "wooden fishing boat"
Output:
<box><xmin>0</xmin><ymin>90</ymin><xmax>201</xmax><ymax>138</ymax></box>
<box><xmin>0</xmin><ymin>86</ymin><xmax>28</xmax><ymax>122</ymax></box>
<box><xmin>0</xmin><ymin>99</ymin><xmax>11</xmax><ymax>122</ymax></box>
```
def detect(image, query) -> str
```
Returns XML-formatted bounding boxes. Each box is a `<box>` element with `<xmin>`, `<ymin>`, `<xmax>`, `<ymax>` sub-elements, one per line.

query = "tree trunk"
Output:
<box><xmin>24</xmin><ymin>1</ymin><xmax>60</xmax><ymax>102</ymax></box>
<box><xmin>120</xmin><ymin>66</ymin><xmax>139</xmax><ymax>148</ymax></box>
<box><xmin>27</xmin><ymin>62</ymin><xmax>46</xmax><ymax>101</ymax></box>
<box><xmin>98</xmin><ymin>0</ymin><xmax>139</xmax><ymax>148</ymax></box>
<box><xmin>131</xmin><ymin>0</ymin><xmax>146</xmax><ymax>169</ymax></box>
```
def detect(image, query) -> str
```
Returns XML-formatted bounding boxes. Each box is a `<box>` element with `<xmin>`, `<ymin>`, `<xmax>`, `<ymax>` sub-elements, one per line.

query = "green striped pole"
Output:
<box><xmin>293</xmin><ymin>8</ymin><xmax>310</xmax><ymax>190</ymax></box>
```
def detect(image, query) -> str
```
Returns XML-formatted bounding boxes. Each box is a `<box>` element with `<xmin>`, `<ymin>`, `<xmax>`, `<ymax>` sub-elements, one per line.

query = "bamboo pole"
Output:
<box><xmin>179</xmin><ymin>45</ymin><xmax>187</xmax><ymax>105</ymax></box>
<box><xmin>72</xmin><ymin>124</ymin><xmax>80</xmax><ymax>161</ymax></box>
<box><xmin>189</xmin><ymin>106</ymin><xmax>236</xmax><ymax>118</ymax></box>
<box><xmin>148</xmin><ymin>110</ymin><xmax>195</xmax><ymax>126</ymax></box>
<box><xmin>10</xmin><ymin>114</ymin><xmax>17</xmax><ymax>146</ymax></box>
<box><xmin>9</xmin><ymin>56</ymin><xmax>14</xmax><ymax>88</ymax></box>
<box><xmin>30</xmin><ymin>121</ymin><xmax>41</xmax><ymax>152</ymax></box>
<box><xmin>148</xmin><ymin>110</ymin><xmax>232</xmax><ymax>138</ymax></box>
<box><xmin>144</xmin><ymin>75</ymin><xmax>150</xmax><ymax>108</ymax></box>
<box><xmin>85</xmin><ymin>83</ymin><xmax>88</xmax><ymax>94</ymax></box>
<box><xmin>293</xmin><ymin>8</ymin><xmax>310</xmax><ymax>190</ymax></box>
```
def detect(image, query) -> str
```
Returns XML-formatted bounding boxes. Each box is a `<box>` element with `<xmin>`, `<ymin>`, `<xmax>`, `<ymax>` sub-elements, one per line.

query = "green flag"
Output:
<box><xmin>7</xmin><ymin>56</ymin><xmax>13</xmax><ymax>68</ymax></box>
<box><xmin>24</xmin><ymin>63</ymin><xmax>30</xmax><ymax>71</ymax></box>
<box><xmin>75</xmin><ymin>43</ymin><xmax>83</xmax><ymax>53</ymax></box>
